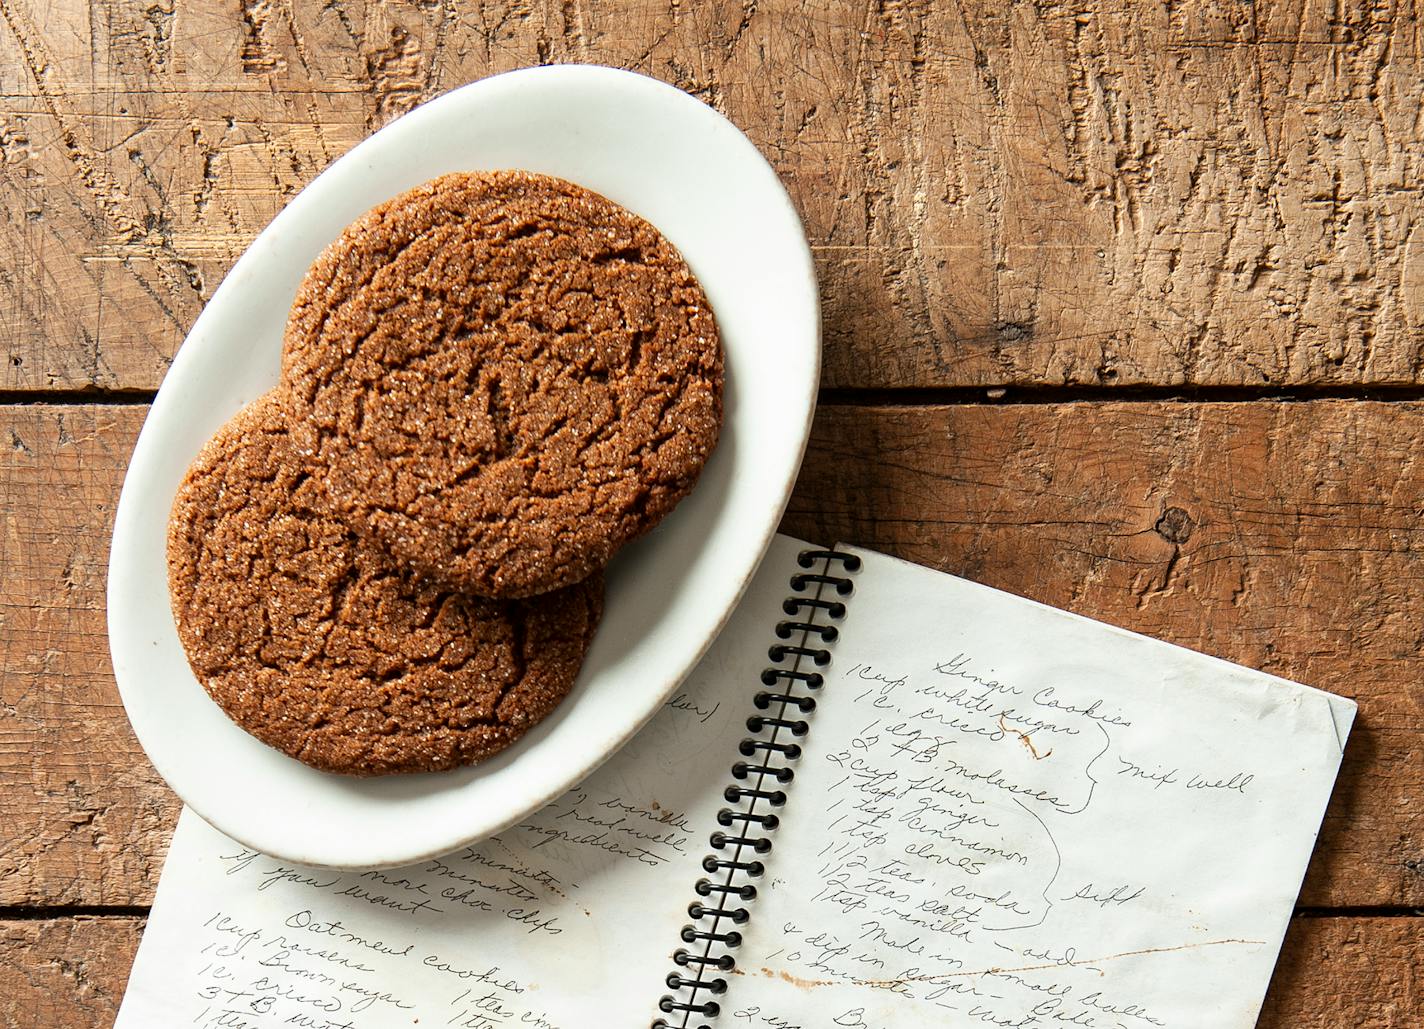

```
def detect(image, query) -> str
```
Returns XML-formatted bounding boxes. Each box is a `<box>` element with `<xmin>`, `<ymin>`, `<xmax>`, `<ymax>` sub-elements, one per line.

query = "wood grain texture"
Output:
<box><xmin>2</xmin><ymin>0</ymin><xmax>1422</xmax><ymax>391</ymax></box>
<box><xmin>0</xmin><ymin>406</ymin><xmax>167</xmax><ymax>906</ymax></box>
<box><xmin>0</xmin><ymin>916</ymin><xmax>145</xmax><ymax>1029</ymax></box>
<box><xmin>1262</xmin><ymin>917</ymin><xmax>1424</xmax><ymax>1027</ymax></box>
<box><xmin>0</xmin><ymin>915</ymin><xmax>1416</xmax><ymax>1027</ymax></box>
<box><xmin>1</xmin><ymin>401</ymin><xmax>1420</xmax><ymax>911</ymax></box>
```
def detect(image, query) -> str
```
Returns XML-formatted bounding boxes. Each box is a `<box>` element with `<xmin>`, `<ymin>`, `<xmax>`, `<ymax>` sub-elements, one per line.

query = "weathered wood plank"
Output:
<box><xmin>0</xmin><ymin>914</ymin><xmax>1416</xmax><ymax>1027</ymax></box>
<box><xmin>1</xmin><ymin>0</ymin><xmax>1421</xmax><ymax>392</ymax></box>
<box><xmin>1</xmin><ymin>400</ymin><xmax>1420</xmax><ymax>907</ymax></box>
<box><xmin>0</xmin><ymin>916</ymin><xmax>145</xmax><ymax>1028</ymax></box>
<box><xmin>0</xmin><ymin>406</ymin><xmax>169</xmax><ymax>906</ymax></box>
<box><xmin>1261</xmin><ymin>917</ymin><xmax>1424</xmax><ymax>1027</ymax></box>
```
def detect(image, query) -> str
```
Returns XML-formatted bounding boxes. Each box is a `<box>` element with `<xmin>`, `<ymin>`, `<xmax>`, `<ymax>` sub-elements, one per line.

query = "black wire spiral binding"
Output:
<box><xmin>652</xmin><ymin>548</ymin><xmax>861</xmax><ymax>1029</ymax></box>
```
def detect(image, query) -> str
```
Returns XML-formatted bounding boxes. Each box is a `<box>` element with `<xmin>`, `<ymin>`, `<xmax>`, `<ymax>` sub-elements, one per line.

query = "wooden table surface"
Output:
<box><xmin>1</xmin><ymin>1</ymin><xmax>1421</xmax><ymax>1025</ymax></box>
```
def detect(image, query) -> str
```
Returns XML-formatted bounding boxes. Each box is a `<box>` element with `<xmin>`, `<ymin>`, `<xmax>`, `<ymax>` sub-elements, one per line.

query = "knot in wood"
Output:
<box><xmin>995</xmin><ymin>320</ymin><xmax>1031</xmax><ymax>343</ymax></box>
<box><xmin>1155</xmin><ymin>506</ymin><xmax>1194</xmax><ymax>545</ymax></box>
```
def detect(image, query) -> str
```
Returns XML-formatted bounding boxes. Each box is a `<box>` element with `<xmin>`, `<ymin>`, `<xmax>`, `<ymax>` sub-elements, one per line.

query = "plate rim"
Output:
<box><xmin>106</xmin><ymin>63</ymin><xmax>820</xmax><ymax>868</ymax></box>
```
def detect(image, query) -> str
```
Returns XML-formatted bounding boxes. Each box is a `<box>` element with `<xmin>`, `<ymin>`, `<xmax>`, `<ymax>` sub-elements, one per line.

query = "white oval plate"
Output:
<box><xmin>107</xmin><ymin>65</ymin><xmax>818</xmax><ymax>869</ymax></box>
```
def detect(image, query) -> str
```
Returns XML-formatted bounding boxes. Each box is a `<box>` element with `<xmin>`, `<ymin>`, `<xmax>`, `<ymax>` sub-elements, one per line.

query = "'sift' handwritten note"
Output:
<box><xmin>729</xmin><ymin>546</ymin><xmax>1353</xmax><ymax>1029</ymax></box>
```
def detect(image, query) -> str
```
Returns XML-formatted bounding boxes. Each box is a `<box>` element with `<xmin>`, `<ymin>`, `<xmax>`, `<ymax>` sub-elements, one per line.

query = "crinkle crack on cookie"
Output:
<box><xmin>282</xmin><ymin>170</ymin><xmax>723</xmax><ymax>598</ymax></box>
<box><xmin>166</xmin><ymin>393</ymin><xmax>603</xmax><ymax>776</ymax></box>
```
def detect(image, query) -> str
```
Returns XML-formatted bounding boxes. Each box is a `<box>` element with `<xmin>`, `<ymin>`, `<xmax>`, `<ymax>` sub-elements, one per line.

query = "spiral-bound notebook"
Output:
<box><xmin>116</xmin><ymin>535</ymin><xmax>1354</xmax><ymax>1028</ymax></box>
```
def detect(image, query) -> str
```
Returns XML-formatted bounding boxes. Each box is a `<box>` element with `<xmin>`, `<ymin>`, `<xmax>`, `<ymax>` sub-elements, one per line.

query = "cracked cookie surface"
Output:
<box><xmin>167</xmin><ymin>393</ymin><xmax>603</xmax><ymax>776</ymax></box>
<box><xmin>282</xmin><ymin>170</ymin><xmax>723</xmax><ymax>598</ymax></box>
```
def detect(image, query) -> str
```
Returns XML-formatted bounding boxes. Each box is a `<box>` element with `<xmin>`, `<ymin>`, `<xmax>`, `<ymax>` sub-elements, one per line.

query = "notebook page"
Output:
<box><xmin>114</xmin><ymin>534</ymin><xmax>814</xmax><ymax>1029</ymax></box>
<box><xmin>730</xmin><ymin>545</ymin><xmax>1354</xmax><ymax>1028</ymax></box>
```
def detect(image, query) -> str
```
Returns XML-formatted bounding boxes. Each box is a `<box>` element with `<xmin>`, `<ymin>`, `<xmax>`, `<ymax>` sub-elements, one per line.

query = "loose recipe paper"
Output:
<box><xmin>117</xmin><ymin>538</ymin><xmax>1354</xmax><ymax>1028</ymax></box>
<box><xmin>730</xmin><ymin>547</ymin><xmax>1355</xmax><ymax>1028</ymax></box>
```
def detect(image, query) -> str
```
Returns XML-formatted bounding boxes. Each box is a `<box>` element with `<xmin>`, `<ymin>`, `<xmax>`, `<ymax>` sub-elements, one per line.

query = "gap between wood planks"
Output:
<box><xmin>0</xmin><ymin>906</ymin><xmax>1419</xmax><ymax>920</ymax></box>
<box><xmin>1294</xmin><ymin>906</ymin><xmax>1424</xmax><ymax>919</ymax></box>
<box><xmin>6</xmin><ymin>384</ymin><xmax>1424</xmax><ymax>408</ymax></box>
<box><xmin>0</xmin><ymin>906</ymin><xmax>150</xmax><ymax>920</ymax></box>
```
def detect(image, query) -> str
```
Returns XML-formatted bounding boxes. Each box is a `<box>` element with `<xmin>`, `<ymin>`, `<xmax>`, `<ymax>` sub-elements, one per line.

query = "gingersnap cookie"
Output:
<box><xmin>281</xmin><ymin>170</ymin><xmax>723</xmax><ymax>598</ymax></box>
<box><xmin>167</xmin><ymin>393</ymin><xmax>603</xmax><ymax>776</ymax></box>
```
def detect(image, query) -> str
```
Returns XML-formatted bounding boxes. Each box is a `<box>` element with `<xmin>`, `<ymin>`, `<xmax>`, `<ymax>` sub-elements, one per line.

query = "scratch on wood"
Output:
<box><xmin>423</xmin><ymin>0</ymin><xmax>456</xmax><ymax>95</ymax></box>
<box><xmin>365</xmin><ymin>24</ymin><xmax>427</xmax><ymax>127</ymax></box>
<box><xmin>560</xmin><ymin>0</ymin><xmax>591</xmax><ymax>57</ymax></box>
<box><xmin>0</xmin><ymin>0</ymin><xmax>143</xmax><ymax>241</ymax></box>
<box><xmin>239</xmin><ymin>0</ymin><xmax>285</xmax><ymax>72</ymax></box>
<box><xmin>724</xmin><ymin>0</ymin><xmax>757</xmax><ymax>55</ymax></box>
<box><xmin>276</xmin><ymin>0</ymin><xmax>336</xmax><ymax>162</ymax></box>
<box><xmin>140</xmin><ymin>0</ymin><xmax>175</xmax><ymax>72</ymax></box>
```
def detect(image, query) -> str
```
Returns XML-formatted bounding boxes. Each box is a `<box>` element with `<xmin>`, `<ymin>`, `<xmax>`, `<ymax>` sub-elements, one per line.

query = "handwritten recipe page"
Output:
<box><xmin>115</xmin><ymin>536</ymin><xmax>1354</xmax><ymax>1028</ymax></box>
<box><xmin>729</xmin><ymin>546</ymin><xmax>1354</xmax><ymax>1029</ymax></box>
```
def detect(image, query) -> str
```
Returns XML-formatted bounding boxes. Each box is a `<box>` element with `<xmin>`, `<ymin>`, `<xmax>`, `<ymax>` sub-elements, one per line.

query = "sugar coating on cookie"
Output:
<box><xmin>282</xmin><ymin>170</ymin><xmax>723</xmax><ymax>598</ymax></box>
<box><xmin>166</xmin><ymin>393</ymin><xmax>603</xmax><ymax>776</ymax></box>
